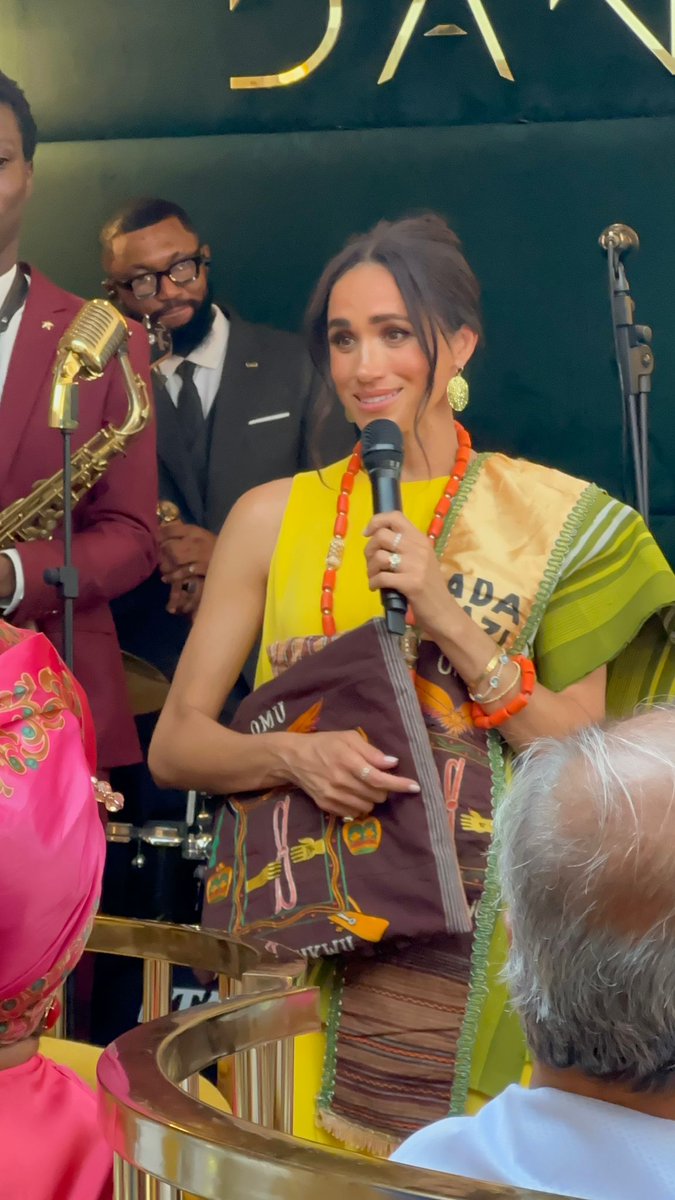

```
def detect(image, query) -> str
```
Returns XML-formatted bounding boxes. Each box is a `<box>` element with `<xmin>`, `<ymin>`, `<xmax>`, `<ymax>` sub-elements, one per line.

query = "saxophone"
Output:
<box><xmin>0</xmin><ymin>313</ymin><xmax>152</xmax><ymax>550</ymax></box>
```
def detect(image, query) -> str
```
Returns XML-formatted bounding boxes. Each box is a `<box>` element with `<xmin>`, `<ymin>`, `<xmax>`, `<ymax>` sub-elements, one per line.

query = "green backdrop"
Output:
<box><xmin>2</xmin><ymin>0</ymin><xmax>673</xmax><ymax>558</ymax></box>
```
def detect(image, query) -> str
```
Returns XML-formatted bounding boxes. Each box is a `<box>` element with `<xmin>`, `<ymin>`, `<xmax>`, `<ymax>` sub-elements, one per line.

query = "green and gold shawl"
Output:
<box><xmin>318</xmin><ymin>455</ymin><xmax>675</xmax><ymax>1151</ymax></box>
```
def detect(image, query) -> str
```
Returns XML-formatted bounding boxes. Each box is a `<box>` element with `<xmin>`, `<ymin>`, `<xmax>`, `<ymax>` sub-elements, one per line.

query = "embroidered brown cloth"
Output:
<box><xmin>202</xmin><ymin>618</ymin><xmax>498</xmax><ymax>1151</ymax></box>
<box><xmin>203</xmin><ymin>619</ymin><xmax>498</xmax><ymax>956</ymax></box>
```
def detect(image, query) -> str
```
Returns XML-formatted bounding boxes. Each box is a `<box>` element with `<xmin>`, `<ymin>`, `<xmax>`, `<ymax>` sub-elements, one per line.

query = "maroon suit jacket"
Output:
<box><xmin>0</xmin><ymin>266</ymin><xmax>158</xmax><ymax>768</ymax></box>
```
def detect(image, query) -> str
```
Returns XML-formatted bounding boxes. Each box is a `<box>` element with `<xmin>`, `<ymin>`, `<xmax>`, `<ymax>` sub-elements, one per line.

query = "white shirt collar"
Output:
<box><xmin>159</xmin><ymin>305</ymin><xmax>229</xmax><ymax>377</ymax></box>
<box><xmin>0</xmin><ymin>264</ymin><xmax>18</xmax><ymax>310</ymax></box>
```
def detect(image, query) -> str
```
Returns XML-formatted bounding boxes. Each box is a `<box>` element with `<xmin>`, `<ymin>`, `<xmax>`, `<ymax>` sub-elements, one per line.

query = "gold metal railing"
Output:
<box><xmin>98</xmin><ymin>988</ymin><xmax>576</xmax><ymax>1200</ymax></box>
<box><xmin>68</xmin><ymin>915</ymin><xmax>306</xmax><ymax>1124</ymax></box>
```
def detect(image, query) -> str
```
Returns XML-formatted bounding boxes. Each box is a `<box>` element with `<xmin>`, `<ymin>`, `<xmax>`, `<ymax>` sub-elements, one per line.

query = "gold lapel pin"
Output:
<box><xmin>41</xmin><ymin>320</ymin><xmax>54</xmax><ymax>330</ymax></box>
<box><xmin>245</xmin><ymin>361</ymin><xmax>259</xmax><ymax>368</ymax></box>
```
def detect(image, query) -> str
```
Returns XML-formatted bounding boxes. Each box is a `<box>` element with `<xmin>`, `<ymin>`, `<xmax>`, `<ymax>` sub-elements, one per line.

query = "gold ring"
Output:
<box><xmin>388</xmin><ymin>552</ymin><xmax>401</xmax><ymax>572</ymax></box>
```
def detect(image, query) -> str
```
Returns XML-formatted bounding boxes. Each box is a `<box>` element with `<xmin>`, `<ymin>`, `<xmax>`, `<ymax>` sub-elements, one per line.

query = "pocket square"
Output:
<box><xmin>248</xmin><ymin>411</ymin><xmax>291</xmax><ymax>426</ymax></box>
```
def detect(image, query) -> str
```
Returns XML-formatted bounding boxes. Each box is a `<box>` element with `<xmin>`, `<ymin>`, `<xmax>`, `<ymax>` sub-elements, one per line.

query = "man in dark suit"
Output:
<box><xmin>101</xmin><ymin>197</ymin><xmax>351</xmax><ymax>732</ymax></box>
<box><xmin>0</xmin><ymin>72</ymin><xmax>157</xmax><ymax>772</ymax></box>
<box><xmin>94</xmin><ymin>198</ymin><xmax>350</xmax><ymax>1035</ymax></box>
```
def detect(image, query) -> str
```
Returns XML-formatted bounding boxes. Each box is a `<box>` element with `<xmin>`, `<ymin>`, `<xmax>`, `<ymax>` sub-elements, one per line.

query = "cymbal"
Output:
<box><xmin>122</xmin><ymin>652</ymin><xmax>171</xmax><ymax>716</ymax></box>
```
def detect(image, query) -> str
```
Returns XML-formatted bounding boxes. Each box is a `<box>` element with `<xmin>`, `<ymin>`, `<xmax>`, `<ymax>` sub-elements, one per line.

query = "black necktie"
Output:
<box><xmin>175</xmin><ymin>360</ymin><xmax>204</xmax><ymax>449</ymax></box>
<box><xmin>175</xmin><ymin>360</ymin><xmax>208</xmax><ymax>501</ymax></box>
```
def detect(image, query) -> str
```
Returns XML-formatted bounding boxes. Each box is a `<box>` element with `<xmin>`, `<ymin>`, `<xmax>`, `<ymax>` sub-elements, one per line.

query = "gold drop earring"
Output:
<box><xmin>447</xmin><ymin>368</ymin><xmax>469</xmax><ymax>413</ymax></box>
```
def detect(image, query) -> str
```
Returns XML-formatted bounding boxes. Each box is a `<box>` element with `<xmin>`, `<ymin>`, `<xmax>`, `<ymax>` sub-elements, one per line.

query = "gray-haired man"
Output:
<box><xmin>393</xmin><ymin>708</ymin><xmax>675</xmax><ymax>1199</ymax></box>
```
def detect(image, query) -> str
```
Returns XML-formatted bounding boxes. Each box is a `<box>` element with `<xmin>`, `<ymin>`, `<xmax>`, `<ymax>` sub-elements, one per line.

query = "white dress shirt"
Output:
<box><xmin>391</xmin><ymin>1084</ymin><xmax>675</xmax><ymax>1199</ymax></box>
<box><xmin>0</xmin><ymin>263</ymin><xmax>29</xmax><ymax>614</ymax></box>
<box><xmin>157</xmin><ymin>304</ymin><xmax>229</xmax><ymax>417</ymax></box>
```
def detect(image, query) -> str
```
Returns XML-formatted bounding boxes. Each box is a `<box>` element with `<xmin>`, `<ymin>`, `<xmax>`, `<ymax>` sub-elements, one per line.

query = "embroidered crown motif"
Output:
<box><xmin>342</xmin><ymin>816</ymin><xmax>382</xmax><ymax>856</ymax></box>
<box><xmin>207</xmin><ymin>862</ymin><xmax>233</xmax><ymax>903</ymax></box>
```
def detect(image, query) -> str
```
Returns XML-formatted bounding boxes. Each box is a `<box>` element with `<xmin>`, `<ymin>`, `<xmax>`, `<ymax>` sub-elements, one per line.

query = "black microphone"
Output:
<box><xmin>361</xmin><ymin>419</ymin><xmax>408</xmax><ymax>636</ymax></box>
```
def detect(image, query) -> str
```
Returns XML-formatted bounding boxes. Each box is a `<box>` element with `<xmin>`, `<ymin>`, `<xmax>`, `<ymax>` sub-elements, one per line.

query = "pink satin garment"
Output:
<box><xmin>0</xmin><ymin>1055</ymin><xmax>112</xmax><ymax>1200</ymax></box>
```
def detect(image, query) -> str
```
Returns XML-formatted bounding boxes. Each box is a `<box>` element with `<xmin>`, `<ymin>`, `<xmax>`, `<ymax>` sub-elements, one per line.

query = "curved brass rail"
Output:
<box><xmin>98</xmin><ymin>989</ymin><xmax>573</xmax><ymax>1200</ymax></box>
<box><xmin>88</xmin><ymin>914</ymin><xmax>303</xmax><ymax>984</ymax></box>
<box><xmin>80</xmin><ymin>915</ymin><xmax>306</xmax><ymax>1125</ymax></box>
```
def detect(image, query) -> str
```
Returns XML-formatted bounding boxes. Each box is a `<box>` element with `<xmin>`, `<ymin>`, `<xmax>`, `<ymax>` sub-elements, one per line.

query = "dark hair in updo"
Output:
<box><xmin>305</xmin><ymin>214</ymin><xmax>483</xmax><ymax>441</ymax></box>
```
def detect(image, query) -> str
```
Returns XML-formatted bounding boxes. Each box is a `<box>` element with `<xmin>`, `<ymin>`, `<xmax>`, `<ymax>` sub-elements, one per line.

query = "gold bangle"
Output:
<box><xmin>469</xmin><ymin>651</ymin><xmax>509</xmax><ymax>700</ymax></box>
<box><xmin>473</xmin><ymin>660</ymin><xmax>522</xmax><ymax>706</ymax></box>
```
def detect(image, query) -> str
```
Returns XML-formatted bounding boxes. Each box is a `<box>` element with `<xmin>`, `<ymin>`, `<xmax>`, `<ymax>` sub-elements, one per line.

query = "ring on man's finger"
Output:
<box><xmin>388</xmin><ymin>551</ymin><xmax>402</xmax><ymax>572</ymax></box>
<box><xmin>359</xmin><ymin>764</ymin><xmax>372</xmax><ymax>783</ymax></box>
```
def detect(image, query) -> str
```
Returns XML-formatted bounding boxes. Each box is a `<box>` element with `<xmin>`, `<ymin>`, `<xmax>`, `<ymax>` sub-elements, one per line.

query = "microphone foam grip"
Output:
<box><xmin>59</xmin><ymin>298</ymin><xmax>128</xmax><ymax>376</ymax></box>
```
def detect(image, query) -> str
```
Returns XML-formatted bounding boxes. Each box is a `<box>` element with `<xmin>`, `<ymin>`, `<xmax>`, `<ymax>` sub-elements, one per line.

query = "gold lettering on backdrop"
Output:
<box><xmin>550</xmin><ymin>0</ymin><xmax>675</xmax><ymax>75</ymax></box>
<box><xmin>379</xmin><ymin>0</ymin><xmax>514</xmax><ymax>84</ymax></box>
<box><xmin>425</xmin><ymin>25</ymin><xmax>469</xmax><ymax>37</ymax></box>
<box><xmin>230</xmin><ymin>0</ymin><xmax>343</xmax><ymax>89</ymax></box>
<box><xmin>379</xmin><ymin>0</ymin><xmax>426</xmax><ymax>83</ymax></box>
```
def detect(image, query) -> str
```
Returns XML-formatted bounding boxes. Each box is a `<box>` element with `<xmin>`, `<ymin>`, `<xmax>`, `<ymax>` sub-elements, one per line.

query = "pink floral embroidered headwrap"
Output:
<box><xmin>0</xmin><ymin>623</ymin><xmax>105</xmax><ymax>1046</ymax></box>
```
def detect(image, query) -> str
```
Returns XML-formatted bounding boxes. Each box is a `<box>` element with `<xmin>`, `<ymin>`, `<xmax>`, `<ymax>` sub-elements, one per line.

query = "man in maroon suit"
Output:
<box><xmin>0</xmin><ymin>71</ymin><xmax>157</xmax><ymax>770</ymax></box>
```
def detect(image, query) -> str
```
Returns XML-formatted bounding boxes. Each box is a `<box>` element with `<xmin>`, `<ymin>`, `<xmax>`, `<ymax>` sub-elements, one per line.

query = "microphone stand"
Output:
<box><xmin>604</xmin><ymin>237</ymin><xmax>654</xmax><ymax>525</ymax></box>
<box><xmin>44</xmin><ymin>385</ymin><xmax>79</xmax><ymax>670</ymax></box>
<box><xmin>45</xmin><ymin>375</ymin><xmax>80</xmax><ymax>1039</ymax></box>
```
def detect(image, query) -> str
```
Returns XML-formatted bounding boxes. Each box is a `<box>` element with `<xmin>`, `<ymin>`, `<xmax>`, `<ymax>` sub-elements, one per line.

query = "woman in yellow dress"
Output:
<box><xmin>150</xmin><ymin>214</ymin><xmax>675</xmax><ymax>1153</ymax></box>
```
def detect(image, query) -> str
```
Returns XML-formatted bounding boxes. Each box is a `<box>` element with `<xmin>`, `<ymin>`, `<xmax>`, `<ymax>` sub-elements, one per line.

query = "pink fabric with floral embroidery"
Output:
<box><xmin>0</xmin><ymin>622</ymin><xmax>104</xmax><ymax>1042</ymax></box>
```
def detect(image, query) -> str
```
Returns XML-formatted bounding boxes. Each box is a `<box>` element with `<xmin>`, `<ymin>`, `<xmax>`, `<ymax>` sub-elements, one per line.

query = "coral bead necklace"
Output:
<box><xmin>321</xmin><ymin>421</ymin><xmax>473</xmax><ymax>639</ymax></box>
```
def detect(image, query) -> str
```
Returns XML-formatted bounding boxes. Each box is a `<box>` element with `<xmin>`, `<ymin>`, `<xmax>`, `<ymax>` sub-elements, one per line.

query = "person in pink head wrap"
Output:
<box><xmin>0</xmin><ymin>621</ymin><xmax>112</xmax><ymax>1200</ymax></box>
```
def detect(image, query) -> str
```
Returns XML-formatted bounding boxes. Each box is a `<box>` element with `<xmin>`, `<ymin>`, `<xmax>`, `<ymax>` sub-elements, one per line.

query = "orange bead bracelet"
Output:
<box><xmin>470</xmin><ymin>654</ymin><xmax>536</xmax><ymax>729</ymax></box>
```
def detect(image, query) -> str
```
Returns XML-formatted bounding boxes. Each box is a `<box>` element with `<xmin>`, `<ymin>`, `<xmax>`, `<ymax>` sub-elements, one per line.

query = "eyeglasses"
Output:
<box><xmin>113</xmin><ymin>252</ymin><xmax>210</xmax><ymax>300</ymax></box>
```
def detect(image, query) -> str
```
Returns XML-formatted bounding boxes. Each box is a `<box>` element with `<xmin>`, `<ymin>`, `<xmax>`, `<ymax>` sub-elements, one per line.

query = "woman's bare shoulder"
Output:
<box><xmin>211</xmin><ymin>477</ymin><xmax>295</xmax><ymax>581</ymax></box>
<box><xmin>227</xmin><ymin>477</ymin><xmax>294</xmax><ymax>535</ymax></box>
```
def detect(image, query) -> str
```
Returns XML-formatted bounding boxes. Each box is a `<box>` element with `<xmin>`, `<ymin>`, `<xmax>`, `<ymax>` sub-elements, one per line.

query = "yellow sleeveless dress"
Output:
<box><xmin>257</xmin><ymin>460</ymin><xmax>446</xmax><ymax>686</ymax></box>
<box><xmin>257</xmin><ymin>459</ymin><xmax>489</xmax><ymax>1145</ymax></box>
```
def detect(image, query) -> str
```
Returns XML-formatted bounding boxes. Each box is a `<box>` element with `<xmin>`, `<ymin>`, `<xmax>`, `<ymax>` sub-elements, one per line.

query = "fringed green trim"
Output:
<box><xmin>449</xmin><ymin>729</ymin><xmax>508</xmax><ymax>1115</ymax></box>
<box><xmin>317</xmin><ymin>959</ymin><xmax>345</xmax><ymax>1110</ymax></box>
<box><xmin>435</xmin><ymin>453</ymin><xmax>492</xmax><ymax>560</ymax></box>
<box><xmin>449</xmin><ymin>482</ymin><xmax>600</xmax><ymax>1112</ymax></box>
<box><xmin>514</xmin><ymin>483</ymin><xmax>600</xmax><ymax>655</ymax></box>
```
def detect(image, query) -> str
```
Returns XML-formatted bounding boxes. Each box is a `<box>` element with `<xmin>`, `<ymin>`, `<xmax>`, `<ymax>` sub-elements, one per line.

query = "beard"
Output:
<box><xmin>160</xmin><ymin>283</ymin><xmax>216</xmax><ymax>358</ymax></box>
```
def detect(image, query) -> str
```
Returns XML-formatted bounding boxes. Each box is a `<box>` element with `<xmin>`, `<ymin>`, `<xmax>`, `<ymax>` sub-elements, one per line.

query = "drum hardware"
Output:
<box><xmin>104</xmin><ymin>804</ymin><xmax>213</xmax><ymax>925</ymax></box>
<box><xmin>183</xmin><ymin>791</ymin><xmax>214</xmax><ymax>862</ymax></box>
<box><xmin>131</xmin><ymin>824</ymin><xmax>184</xmax><ymax>871</ymax></box>
<box><xmin>131</xmin><ymin>835</ymin><xmax>146</xmax><ymax>870</ymax></box>
<box><xmin>106</xmin><ymin>822</ymin><xmax>134</xmax><ymax>844</ymax></box>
